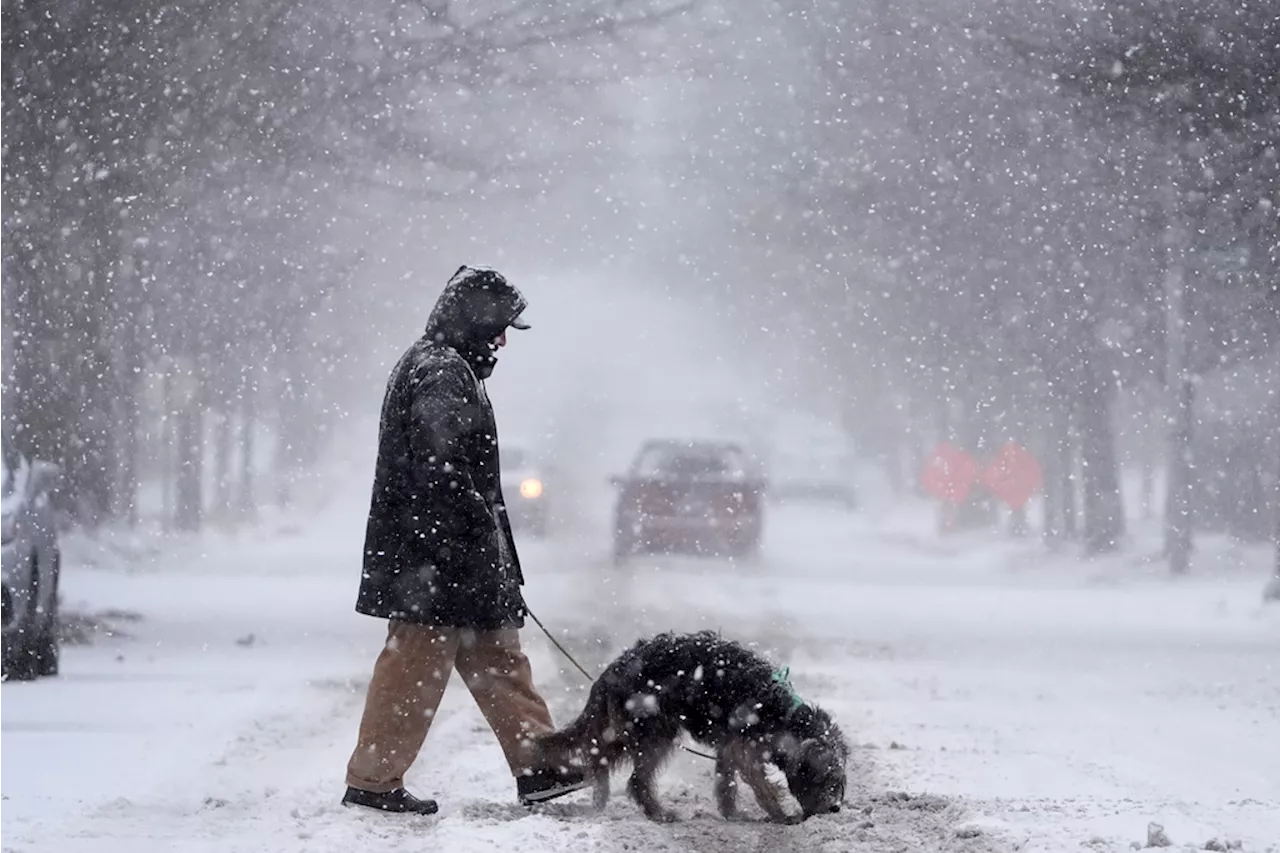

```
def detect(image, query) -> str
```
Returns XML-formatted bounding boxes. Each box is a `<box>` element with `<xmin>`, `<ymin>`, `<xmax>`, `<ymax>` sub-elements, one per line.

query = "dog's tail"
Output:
<box><xmin>535</xmin><ymin>679</ymin><xmax>611</xmax><ymax>764</ymax></box>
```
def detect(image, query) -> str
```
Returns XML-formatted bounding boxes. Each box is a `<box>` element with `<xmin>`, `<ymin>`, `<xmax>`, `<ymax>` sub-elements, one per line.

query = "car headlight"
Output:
<box><xmin>519</xmin><ymin>478</ymin><xmax>543</xmax><ymax>499</ymax></box>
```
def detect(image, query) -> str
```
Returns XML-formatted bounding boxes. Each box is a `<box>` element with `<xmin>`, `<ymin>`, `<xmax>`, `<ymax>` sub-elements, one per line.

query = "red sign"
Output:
<box><xmin>920</xmin><ymin>443</ymin><xmax>979</xmax><ymax>506</ymax></box>
<box><xmin>980</xmin><ymin>441</ymin><xmax>1042</xmax><ymax>511</ymax></box>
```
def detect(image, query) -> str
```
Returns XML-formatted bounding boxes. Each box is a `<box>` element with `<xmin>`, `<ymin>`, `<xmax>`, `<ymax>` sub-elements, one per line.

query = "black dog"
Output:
<box><xmin>532</xmin><ymin>630</ymin><xmax>848</xmax><ymax>823</ymax></box>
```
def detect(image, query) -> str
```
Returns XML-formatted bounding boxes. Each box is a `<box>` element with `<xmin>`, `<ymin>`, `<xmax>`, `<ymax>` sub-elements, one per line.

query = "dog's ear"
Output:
<box><xmin>790</xmin><ymin>737</ymin><xmax>847</xmax><ymax>785</ymax></box>
<box><xmin>775</xmin><ymin>736</ymin><xmax>821</xmax><ymax>777</ymax></box>
<box><xmin>768</xmin><ymin>731</ymin><xmax>801</xmax><ymax>769</ymax></box>
<box><xmin>790</xmin><ymin>703</ymin><xmax>833</xmax><ymax>736</ymax></box>
<box><xmin>788</xmin><ymin>704</ymin><xmax>836</xmax><ymax>744</ymax></box>
<box><xmin>788</xmin><ymin>704</ymin><xmax>817</xmax><ymax>729</ymax></box>
<box><xmin>801</xmin><ymin>738</ymin><xmax>827</xmax><ymax>767</ymax></box>
<box><xmin>791</xmin><ymin>705</ymin><xmax>850</xmax><ymax>757</ymax></box>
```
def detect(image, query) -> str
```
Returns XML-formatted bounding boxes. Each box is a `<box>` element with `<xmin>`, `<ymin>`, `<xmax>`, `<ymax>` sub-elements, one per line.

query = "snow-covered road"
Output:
<box><xmin>2</xmin><ymin>495</ymin><xmax>1277</xmax><ymax>853</ymax></box>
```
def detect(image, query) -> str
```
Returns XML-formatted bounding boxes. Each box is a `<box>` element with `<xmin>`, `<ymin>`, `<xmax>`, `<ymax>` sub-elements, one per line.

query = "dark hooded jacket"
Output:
<box><xmin>356</xmin><ymin>266</ymin><xmax>529</xmax><ymax>629</ymax></box>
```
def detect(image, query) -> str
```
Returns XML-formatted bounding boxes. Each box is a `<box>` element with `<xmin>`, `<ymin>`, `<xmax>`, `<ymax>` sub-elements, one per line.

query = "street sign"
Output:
<box><xmin>981</xmin><ymin>441</ymin><xmax>1043</xmax><ymax>511</ymax></box>
<box><xmin>920</xmin><ymin>442</ymin><xmax>979</xmax><ymax>506</ymax></box>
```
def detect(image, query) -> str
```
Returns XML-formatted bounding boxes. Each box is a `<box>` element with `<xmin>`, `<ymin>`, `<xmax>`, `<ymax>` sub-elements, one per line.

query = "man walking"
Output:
<box><xmin>342</xmin><ymin>266</ymin><xmax>587</xmax><ymax>815</ymax></box>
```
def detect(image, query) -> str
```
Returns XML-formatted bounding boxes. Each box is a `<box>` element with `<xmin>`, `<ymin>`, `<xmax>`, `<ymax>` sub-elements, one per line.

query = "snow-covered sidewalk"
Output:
<box><xmin>2</xmin><ymin>497</ymin><xmax>1277</xmax><ymax>853</ymax></box>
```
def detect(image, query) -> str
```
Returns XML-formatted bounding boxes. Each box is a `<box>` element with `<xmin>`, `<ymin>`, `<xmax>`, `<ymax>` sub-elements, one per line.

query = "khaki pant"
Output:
<box><xmin>345</xmin><ymin>621</ymin><xmax>555</xmax><ymax>793</ymax></box>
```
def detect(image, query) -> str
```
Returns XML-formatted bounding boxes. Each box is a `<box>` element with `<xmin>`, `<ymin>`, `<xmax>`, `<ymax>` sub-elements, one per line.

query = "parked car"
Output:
<box><xmin>500</xmin><ymin>443</ymin><xmax>553</xmax><ymax>538</ymax></box>
<box><xmin>767</xmin><ymin>422</ymin><xmax>858</xmax><ymax>509</ymax></box>
<box><xmin>609</xmin><ymin>439</ymin><xmax>766</xmax><ymax>562</ymax></box>
<box><xmin>2</xmin><ymin>441</ymin><xmax>62</xmax><ymax>681</ymax></box>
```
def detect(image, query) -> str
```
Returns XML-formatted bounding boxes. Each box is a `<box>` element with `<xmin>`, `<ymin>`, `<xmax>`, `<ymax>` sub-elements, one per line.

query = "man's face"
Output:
<box><xmin>493</xmin><ymin>329</ymin><xmax>508</xmax><ymax>349</ymax></box>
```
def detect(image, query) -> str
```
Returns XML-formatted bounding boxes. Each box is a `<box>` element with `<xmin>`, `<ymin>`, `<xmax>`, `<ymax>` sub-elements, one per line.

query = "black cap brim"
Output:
<box><xmin>509</xmin><ymin>316</ymin><xmax>531</xmax><ymax>330</ymax></box>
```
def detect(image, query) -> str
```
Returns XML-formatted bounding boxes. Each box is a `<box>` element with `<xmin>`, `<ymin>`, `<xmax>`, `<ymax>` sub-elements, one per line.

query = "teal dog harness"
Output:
<box><xmin>771</xmin><ymin>666</ymin><xmax>806</xmax><ymax>712</ymax></box>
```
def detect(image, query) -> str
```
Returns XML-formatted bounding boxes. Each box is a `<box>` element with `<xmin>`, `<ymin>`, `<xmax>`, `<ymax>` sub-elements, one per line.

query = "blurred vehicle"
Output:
<box><xmin>767</xmin><ymin>421</ymin><xmax>858</xmax><ymax>509</ymax></box>
<box><xmin>501</xmin><ymin>443</ymin><xmax>553</xmax><ymax>538</ymax></box>
<box><xmin>609</xmin><ymin>439</ymin><xmax>766</xmax><ymax>563</ymax></box>
<box><xmin>2</xmin><ymin>441</ymin><xmax>62</xmax><ymax>681</ymax></box>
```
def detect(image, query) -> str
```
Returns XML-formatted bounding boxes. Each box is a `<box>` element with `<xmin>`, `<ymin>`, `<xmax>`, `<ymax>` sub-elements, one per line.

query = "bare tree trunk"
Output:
<box><xmin>237</xmin><ymin>367</ymin><xmax>257</xmax><ymax>522</ymax></box>
<box><xmin>275</xmin><ymin>395</ymin><xmax>295</xmax><ymax>510</ymax></box>
<box><xmin>1061</xmin><ymin>426</ymin><xmax>1079</xmax><ymax>541</ymax></box>
<box><xmin>1042</xmin><ymin>437</ymin><xmax>1062</xmax><ymax>546</ymax></box>
<box><xmin>161</xmin><ymin>371</ymin><xmax>174</xmax><ymax>531</ymax></box>
<box><xmin>0</xmin><ymin>267</ymin><xmax>14</xmax><ymax>438</ymax></box>
<box><xmin>1164</xmin><ymin>376</ymin><xmax>1195</xmax><ymax>574</ymax></box>
<box><xmin>274</xmin><ymin>345</ymin><xmax>316</xmax><ymax>509</ymax></box>
<box><xmin>1138</xmin><ymin>385</ymin><xmax>1158</xmax><ymax>521</ymax></box>
<box><xmin>67</xmin><ymin>345</ymin><xmax>115</xmax><ymax>527</ymax></box>
<box><xmin>1259</xmin><ymin>384</ymin><xmax>1280</xmax><ymax>596</ymax></box>
<box><xmin>1163</xmin><ymin>246</ymin><xmax>1194</xmax><ymax>575</ymax></box>
<box><xmin>936</xmin><ymin>393</ymin><xmax>952</xmax><ymax>445</ymax></box>
<box><xmin>1268</xmin><ymin>550</ymin><xmax>1280</xmax><ymax>603</ymax></box>
<box><xmin>907</xmin><ymin>395</ymin><xmax>928</xmax><ymax>499</ymax></box>
<box><xmin>1139</xmin><ymin>467</ymin><xmax>1155</xmax><ymax>520</ymax></box>
<box><xmin>1041</xmin><ymin>389</ymin><xmax>1072</xmax><ymax>547</ymax></box>
<box><xmin>213</xmin><ymin>407</ymin><xmax>234</xmax><ymax>517</ymax></box>
<box><xmin>116</xmin><ymin>243</ymin><xmax>142</xmax><ymax>527</ymax></box>
<box><xmin>115</xmin><ymin>374</ymin><xmax>140</xmax><ymax>527</ymax></box>
<box><xmin>108</xmin><ymin>283</ymin><xmax>141</xmax><ymax>526</ymax></box>
<box><xmin>173</xmin><ymin>384</ymin><xmax>204</xmax><ymax>532</ymax></box>
<box><xmin>73</xmin><ymin>186</ymin><xmax>126</xmax><ymax>526</ymax></box>
<box><xmin>5</xmin><ymin>129</ymin><xmax>66</xmax><ymax>502</ymax></box>
<box><xmin>1078</xmin><ymin>360</ymin><xmax>1126</xmax><ymax>555</ymax></box>
<box><xmin>1264</xmin><ymin>399</ymin><xmax>1280</xmax><ymax>602</ymax></box>
<box><xmin>10</xmin><ymin>324</ymin><xmax>76</xmax><ymax>519</ymax></box>
<box><xmin>1046</xmin><ymin>386</ymin><xmax>1079</xmax><ymax>543</ymax></box>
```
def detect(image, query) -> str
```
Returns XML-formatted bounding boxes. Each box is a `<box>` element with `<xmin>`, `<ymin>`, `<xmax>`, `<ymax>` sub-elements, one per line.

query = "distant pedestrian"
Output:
<box><xmin>343</xmin><ymin>266</ymin><xmax>587</xmax><ymax>815</ymax></box>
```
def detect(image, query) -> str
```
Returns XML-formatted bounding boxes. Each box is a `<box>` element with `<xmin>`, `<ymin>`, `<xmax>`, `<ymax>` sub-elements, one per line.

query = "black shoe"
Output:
<box><xmin>342</xmin><ymin>786</ymin><xmax>439</xmax><ymax>815</ymax></box>
<box><xmin>517</xmin><ymin>767</ymin><xmax>590</xmax><ymax>805</ymax></box>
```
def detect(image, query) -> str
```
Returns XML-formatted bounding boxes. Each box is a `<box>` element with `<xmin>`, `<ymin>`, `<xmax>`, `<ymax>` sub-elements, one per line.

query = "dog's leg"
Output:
<box><xmin>627</xmin><ymin>739</ymin><xmax>678</xmax><ymax>823</ymax></box>
<box><xmin>714</xmin><ymin>746</ymin><xmax>740</xmax><ymax>821</ymax></box>
<box><xmin>592</xmin><ymin>772</ymin><xmax>611</xmax><ymax>811</ymax></box>
<box><xmin>592</xmin><ymin>698</ymin><xmax>634</xmax><ymax>812</ymax></box>
<box><xmin>591</xmin><ymin>744</ymin><xmax>615</xmax><ymax>812</ymax></box>
<box><xmin>739</xmin><ymin>744</ymin><xmax>803</xmax><ymax>825</ymax></box>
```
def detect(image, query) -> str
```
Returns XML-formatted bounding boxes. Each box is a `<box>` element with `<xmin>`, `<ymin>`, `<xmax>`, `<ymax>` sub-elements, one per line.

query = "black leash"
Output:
<box><xmin>527</xmin><ymin>606</ymin><xmax>597</xmax><ymax>682</ymax></box>
<box><xmin>526</xmin><ymin>606</ymin><xmax>716</xmax><ymax>762</ymax></box>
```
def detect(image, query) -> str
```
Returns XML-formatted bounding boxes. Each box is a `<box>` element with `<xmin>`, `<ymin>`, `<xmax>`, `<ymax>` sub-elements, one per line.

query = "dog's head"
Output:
<box><xmin>777</xmin><ymin>707</ymin><xmax>849</xmax><ymax>818</ymax></box>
